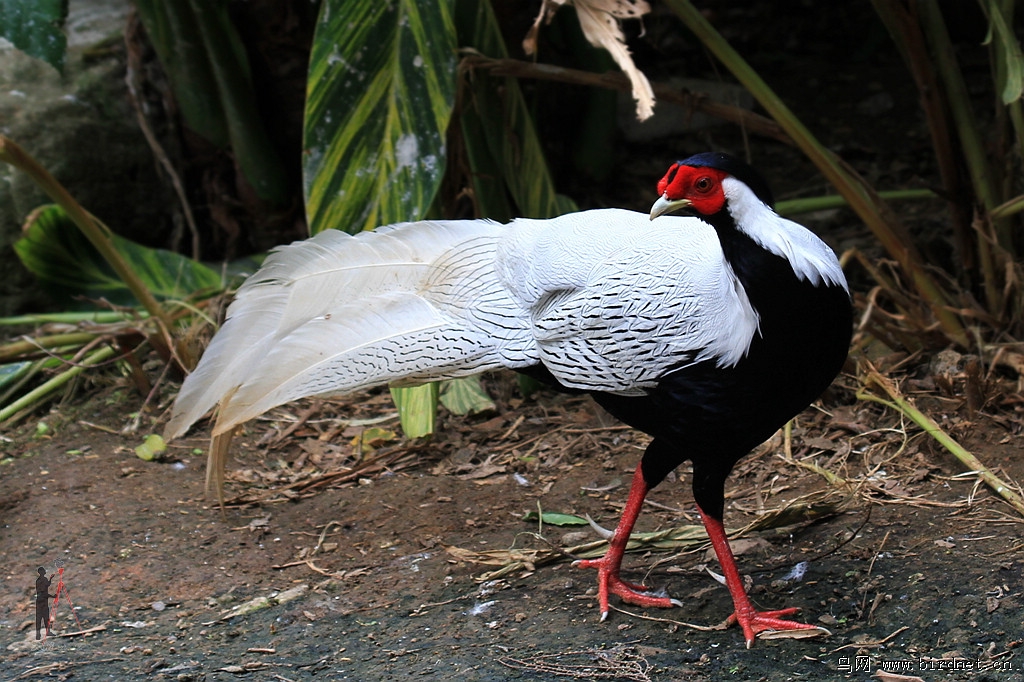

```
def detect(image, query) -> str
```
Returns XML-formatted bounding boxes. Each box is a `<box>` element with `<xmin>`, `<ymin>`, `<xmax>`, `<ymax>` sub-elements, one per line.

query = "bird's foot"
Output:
<box><xmin>727</xmin><ymin>607</ymin><xmax>827</xmax><ymax>648</ymax></box>
<box><xmin>573</xmin><ymin>557</ymin><xmax>682</xmax><ymax>621</ymax></box>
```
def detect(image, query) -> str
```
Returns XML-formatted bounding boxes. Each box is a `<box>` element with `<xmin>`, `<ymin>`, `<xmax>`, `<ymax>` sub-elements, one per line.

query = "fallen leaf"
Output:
<box><xmin>758</xmin><ymin>625</ymin><xmax>831</xmax><ymax>640</ymax></box>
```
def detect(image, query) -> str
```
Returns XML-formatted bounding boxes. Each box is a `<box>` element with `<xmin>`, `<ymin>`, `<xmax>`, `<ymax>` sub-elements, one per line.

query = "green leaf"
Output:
<box><xmin>13</xmin><ymin>205</ymin><xmax>223</xmax><ymax>309</ymax></box>
<box><xmin>0</xmin><ymin>362</ymin><xmax>32</xmax><ymax>392</ymax></box>
<box><xmin>522</xmin><ymin>511</ymin><xmax>590</xmax><ymax>526</ymax></box>
<box><xmin>455</xmin><ymin>0</ymin><xmax>578</xmax><ymax>220</ymax></box>
<box><xmin>439</xmin><ymin>377</ymin><xmax>496</xmax><ymax>416</ymax></box>
<box><xmin>134</xmin><ymin>0</ymin><xmax>227</xmax><ymax>147</ymax></box>
<box><xmin>983</xmin><ymin>1</ymin><xmax>1024</xmax><ymax>104</ymax></box>
<box><xmin>134</xmin><ymin>0</ymin><xmax>289</xmax><ymax>206</ymax></box>
<box><xmin>135</xmin><ymin>434</ymin><xmax>167</xmax><ymax>461</ymax></box>
<box><xmin>390</xmin><ymin>382</ymin><xmax>439</xmax><ymax>439</ymax></box>
<box><xmin>0</xmin><ymin>0</ymin><xmax>67</xmax><ymax>72</ymax></box>
<box><xmin>304</xmin><ymin>0</ymin><xmax>457</xmax><ymax>234</ymax></box>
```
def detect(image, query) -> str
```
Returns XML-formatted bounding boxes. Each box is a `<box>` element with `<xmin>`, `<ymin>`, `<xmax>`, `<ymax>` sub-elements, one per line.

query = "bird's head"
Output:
<box><xmin>650</xmin><ymin>152</ymin><xmax>775</xmax><ymax>221</ymax></box>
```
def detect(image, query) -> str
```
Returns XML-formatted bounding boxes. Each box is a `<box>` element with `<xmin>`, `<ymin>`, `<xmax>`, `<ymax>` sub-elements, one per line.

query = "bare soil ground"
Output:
<box><xmin>2</xmin><ymin>366</ymin><xmax>1023</xmax><ymax>681</ymax></box>
<box><xmin>3</xmin><ymin>4</ymin><xmax>1024</xmax><ymax>681</ymax></box>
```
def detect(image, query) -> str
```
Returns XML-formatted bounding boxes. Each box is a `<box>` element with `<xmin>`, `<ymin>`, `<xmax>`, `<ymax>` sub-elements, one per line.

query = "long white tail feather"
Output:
<box><xmin>209</xmin><ymin>295</ymin><xmax>510</xmax><ymax>432</ymax></box>
<box><xmin>164</xmin><ymin>219</ymin><xmax>524</xmax><ymax>439</ymax></box>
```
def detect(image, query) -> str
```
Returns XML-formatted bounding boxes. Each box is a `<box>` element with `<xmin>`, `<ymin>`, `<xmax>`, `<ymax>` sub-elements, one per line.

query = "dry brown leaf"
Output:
<box><xmin>757</xmin><ymin>625</ymin><xmax>831</xmax><ymax>641</ymax></box>
<box><xmin>524</xmin><ymin>0</ymin><xmax>655</xmax><ymax>120</ymax></box>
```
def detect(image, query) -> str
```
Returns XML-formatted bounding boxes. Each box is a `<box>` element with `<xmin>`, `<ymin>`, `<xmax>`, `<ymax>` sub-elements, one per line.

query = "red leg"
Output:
<box><xmin>697</xmin><ymin>504</ymin><xmax>820</xmax><ymax>647</ymax></box>
<box><xmin>574</xmin><ymin>462</ymin><xmax>682</xmax><ymax>620</ymax></box>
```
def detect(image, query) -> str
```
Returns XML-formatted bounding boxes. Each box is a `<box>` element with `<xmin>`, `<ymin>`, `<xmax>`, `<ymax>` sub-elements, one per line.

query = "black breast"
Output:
<box><xmin>591</xmin><ymin>222</ymin><xmax>852</xmax><ymax>515</ymax></box>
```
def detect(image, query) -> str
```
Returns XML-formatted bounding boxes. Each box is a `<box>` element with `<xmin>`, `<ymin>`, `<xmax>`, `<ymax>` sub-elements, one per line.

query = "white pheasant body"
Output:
<box><xmin>165</xmin><ymin>208</ymin><xmax>762</xmax><ymax>438</ymax></box>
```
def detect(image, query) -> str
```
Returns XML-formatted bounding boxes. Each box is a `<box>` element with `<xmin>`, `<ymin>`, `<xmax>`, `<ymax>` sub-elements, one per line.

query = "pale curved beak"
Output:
<box><xmin>649</xmin><ymin>195</ymin><xmax>692</xmax><ymax>220</ymax></box>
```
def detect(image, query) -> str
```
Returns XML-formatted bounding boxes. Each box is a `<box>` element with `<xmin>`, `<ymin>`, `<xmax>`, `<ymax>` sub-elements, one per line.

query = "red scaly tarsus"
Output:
<box><xmin>697</xmin><ymin>505</ymin><xmax>822</xmax><ymax>647</ymax></box>
<box><xmin>656</xmin><ymin>163</ymin><xmax>729</xmax><ymax>216</ymax></box>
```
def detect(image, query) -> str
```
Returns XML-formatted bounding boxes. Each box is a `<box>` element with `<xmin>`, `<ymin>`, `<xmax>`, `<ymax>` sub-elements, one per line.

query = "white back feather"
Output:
<box><xmin>166</xmin><ymin>205</ymin><xmax>838</xmax><ymax>438</ymax></box>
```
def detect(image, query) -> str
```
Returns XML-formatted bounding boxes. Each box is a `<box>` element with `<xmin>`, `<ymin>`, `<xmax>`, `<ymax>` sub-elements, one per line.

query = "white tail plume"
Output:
<box><xmin>164</xmin><ymin>219</ymin><xmax>530</xmax><ymax>439</ymax></box>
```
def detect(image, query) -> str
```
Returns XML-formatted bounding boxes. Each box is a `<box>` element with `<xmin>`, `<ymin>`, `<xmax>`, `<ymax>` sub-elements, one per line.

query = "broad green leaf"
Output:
<box><xmin>439</xmin><ymin>377</ymin><xmax>496</xmax><ymax>416</ymax></box>
<box><xmin>134</xmin><ymin>0</ymin><xmax>288</xmax><ymax>206</ymax></box>
<box><xmin>390</xmin><ymin>383</ymin><xmax>439</xmax><ymax>439</ymax></box>
<box><xmin>522</xmin><ymin>511</ymin><xmax>590</xmax><ymax>526</ymax></box>
<box><xmin>0</xmin><ymin>362</ymin><xmax>32</xmax><ymax>392</ymax></box>
<box><xmin>134</xmin><ymin>0</ymin><xmax>227</xmax><ymax>147</ymax></box>
<box><xmin>0</xmin><ymin>0</ymin><xmax>67</xmax><ymax>72</ymax></box>
<box><xmin>14</xmin><ymin>204</ymin><xmax>223</xmax><ymax>309</ymax></box>
<box><xmin>455</xmin><ymin>0</ymin><xmax>578</xmax><ymax>220</ymax></box>
<box><xmin>304</xmin><ymin>0</ymin><xmax>457</xmax><ymax>234</ymax></box>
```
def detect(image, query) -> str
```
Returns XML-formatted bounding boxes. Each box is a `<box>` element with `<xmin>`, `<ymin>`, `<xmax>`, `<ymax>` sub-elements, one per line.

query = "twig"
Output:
<box><xmin>0</xmin><ymin>135</ymin><xmax>171</xmax><ymax>329</ymax></box>
<box><xmin>861</xmin><ymin>529</ymin><xmax>891</xmax><ymax>616</ymax></box>
<box><xmin>460</xmin><ymin>53</ymin><xmax>792</xmax><ymax>145</ymax></box>
<box><xmin>608</xmin><ymin>604</ymin><xmax>726</xmax><ymax>631</ymax></box>
<box><xmin>830</xmin><ymin>625</ymin><xmax>910</xmax><ymax>653</ymax></box>
<box><xmin>858</xmin><ymin>362</ymin><xmax>1024</xmax><ymax>517</ymax></box>
<box><xmin>124</xmin><ymin>13</ymin><xmax>201</xmax><ymax>260</ymax></box>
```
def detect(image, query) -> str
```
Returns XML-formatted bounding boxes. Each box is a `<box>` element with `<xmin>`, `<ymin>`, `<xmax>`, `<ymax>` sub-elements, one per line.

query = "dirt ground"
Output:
<box><xmin>1</xmin><ymin>363</ymin><xmax>1023</xmax><ymax>681</ymax></box>
<box><xmin>3</xmin><ymin>3</ymin><xmax>1024</xmax><ymax>681</ymax></box>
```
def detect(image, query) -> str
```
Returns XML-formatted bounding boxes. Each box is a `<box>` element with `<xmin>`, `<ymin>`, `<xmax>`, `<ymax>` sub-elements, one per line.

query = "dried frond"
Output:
<box><xmin>524</xmin><ymin>0</ymin><xmax>655</xmax><ymax>120</ymax></box>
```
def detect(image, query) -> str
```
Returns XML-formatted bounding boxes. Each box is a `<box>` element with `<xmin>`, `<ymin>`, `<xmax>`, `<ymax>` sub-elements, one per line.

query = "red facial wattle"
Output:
<box><xmin>656</xmin><ymin>164</ymin><xmax>728</xmax><ymax>216</ymax></box>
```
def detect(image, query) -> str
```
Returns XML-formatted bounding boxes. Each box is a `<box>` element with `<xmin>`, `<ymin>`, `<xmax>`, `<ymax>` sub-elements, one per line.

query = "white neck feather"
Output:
<box><xmin>722</xmin><ymin>178</ymin><xmax>849</xmax><ymax>292</ymax></box>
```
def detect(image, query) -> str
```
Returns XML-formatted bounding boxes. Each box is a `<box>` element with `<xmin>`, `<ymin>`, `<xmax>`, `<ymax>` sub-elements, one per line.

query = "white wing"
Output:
<box><xmin>166</xmin><ymin>208</ymin><xmax>758</xmax><ymax>438</ymax></box>
<box><xmin>497</xmin><ymin>209</ymin><xmax>759</xmax><ymax>395</ymax></box>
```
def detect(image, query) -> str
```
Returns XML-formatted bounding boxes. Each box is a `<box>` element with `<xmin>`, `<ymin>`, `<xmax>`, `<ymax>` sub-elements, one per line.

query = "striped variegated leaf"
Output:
<box><xmin>390</xmin><ymin>382</ymin><xmax>439</xmax><ymax>439</ymax></box>
<box><xmin>13</xmin><ymin>205</ymin><xmax>223</xmax><ymax>309</ymax></box>
<box><xmin>303</xmin><ymin>0</ymin><xmax>457</xmax><ymax>235</ymax></box>
<box><xmin>455</xmin><ymin>0</ymin><xmax>578</xmax><ymax>221</ymax></box>
<box><xmin>0</xmin><ymin>0</ymin><xmax>67</xmax><ymax>73</ymax></box>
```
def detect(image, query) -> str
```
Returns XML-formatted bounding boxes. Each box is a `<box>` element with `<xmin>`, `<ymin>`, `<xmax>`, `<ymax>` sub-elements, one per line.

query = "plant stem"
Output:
<box><xmin>917</xmin><ymin>2</ymin><xmax>1006</xmax><ymax>315</ymax></box>
<box><xmin>776</xmin><ymin>189</ymin><xmax>937</xmax><ymax>217</ymax></box>
<box><xmin>870</xmin><ymin>0</ymin><xmax>974</xmax><ymax>272</ymax></box>
<box><xmin>0</xmin><ymin>345</ymin><xmax>119</xmax><ymax>424</ymax></box>
<box><xmin>460</xmin><ymin>54</ymin><xmax>791</xmax><ymax>145</ymax></box>
<box><xmin>0</xmin><ymin>311</ymin><xmax>149</xmax><ymax>326</ymax></box>
<box><xmin>0</xmin><ymin>136</ymin><xmax>172</xmax><ymax>330</ymax></box>
<box><xmin>0</xmin><ymin>333</ymin><xmax>100</xmax><ymax>362</ymax></box>
<box><xmin>859</xmin><ymin>366</ymin><xmax>1024</xmax><ymax>518</ymax></box>
<box><xmin>990</xmin><ymin>193</ymin><xmax>1024</xmax><ymax>220</ymax></box>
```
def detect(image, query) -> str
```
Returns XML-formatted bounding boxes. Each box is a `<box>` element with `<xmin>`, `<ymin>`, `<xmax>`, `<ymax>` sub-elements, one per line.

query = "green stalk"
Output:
<box><xmin>390</xmin><ymin>382</ymin><xmax>439</xmax><ymax>439</ymax></box>
<box><xmin>859</xmin><ymin>367</ymin><xmax>1024</xmax><ymax>517</ymax></box>
<box><xmin>776</xmin><ymin>189</ymin><xmax>937</xmax><ymax>217</ymax></box>
<box><xmin>870</xmin><ymin>0</ymin><xmax>974</xmax><ymax>274</ymax></box>
<box><xmin>918</xmin><ymin>2</ymin><xmax>1006</xmax><ymax>315</ymax></box>
<box><xmin>0</xmin><ymin>136</ymin><xmax>172</xmax><ymax>330</ymax></box>
<box><xmin>990</xmin><ymin>193</ymin><xmax>1024</xmax><ymax>220</ymax></box>
<box><xmin>187</xmin><ymin>0</ymin><xmax>289</xmax><ymax>210</ymax></box>
<box><xmin>0</xmin><ymin>345</ymin><xmax>119</xmax><ymax>423</ymax></box>
<box><xmin>985</xmin><ymin>0</ymin><xmax>1024</xmax><ymax>173</ymax></box>
<box><xmin>0</xmin><ymin>311</ymin><xmax>149</xmax><ymax>326</ymax></box>
<box><xmin>664</xmin><ymin>0</ymin><xmax>969</xmax><ymax>348</ymax></box>
<box><xmin>0</xmin><ymin>333</ymin><xmax>100</xmax><ymax>362</ymax></box>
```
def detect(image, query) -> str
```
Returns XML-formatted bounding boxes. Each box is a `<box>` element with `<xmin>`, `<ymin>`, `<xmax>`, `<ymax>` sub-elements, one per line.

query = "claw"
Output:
<box><xmin>726</xmin><ymin>606</ymin><xmax>824</xmax><ymax>647</ymax></box>
<box><xmin>575</xmin><ymin>554</ymin><xmax>680</xmax><ymax>617</ymax></box>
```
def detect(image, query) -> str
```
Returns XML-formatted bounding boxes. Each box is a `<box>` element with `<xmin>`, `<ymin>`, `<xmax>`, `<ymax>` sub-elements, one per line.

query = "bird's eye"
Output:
<box><xmin>694</xmin><ymin>176</ymin><xmax>714</xmax><ymax>193</ymax></box>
